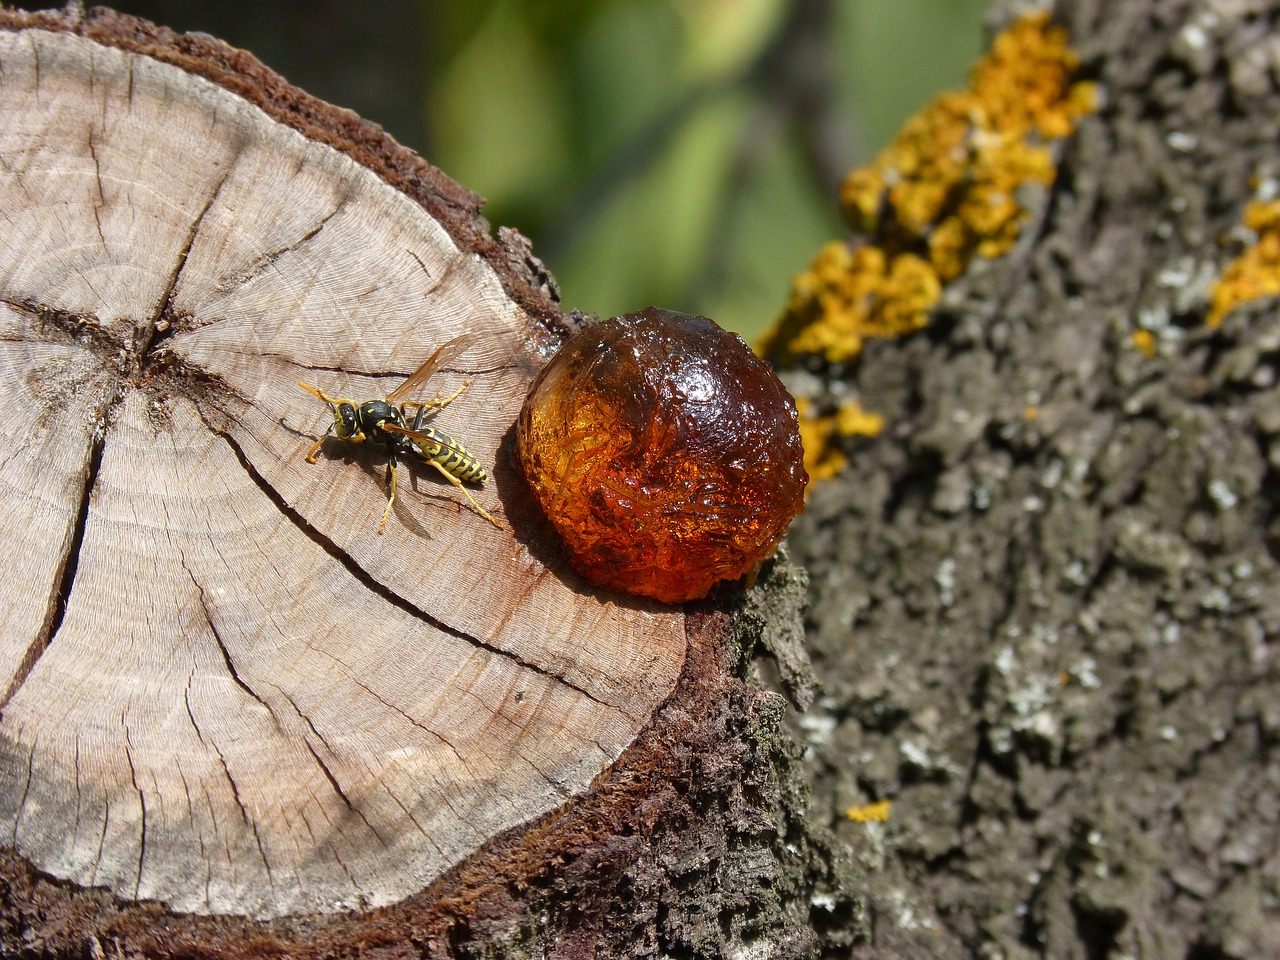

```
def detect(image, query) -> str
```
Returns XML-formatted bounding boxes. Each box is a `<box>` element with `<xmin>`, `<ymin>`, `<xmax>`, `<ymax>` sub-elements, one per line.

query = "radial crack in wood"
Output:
<box><xmin>0</xmin><ymin>19</ymin><xmax>686</xmax><ymax>920</ymax></box>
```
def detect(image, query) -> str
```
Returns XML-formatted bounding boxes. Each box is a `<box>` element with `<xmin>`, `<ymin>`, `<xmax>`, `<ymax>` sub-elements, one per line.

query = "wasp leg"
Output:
<box><xmin>403</xmin><ymin>380</ymin><xmax>471</xmax><ymax>431</ymax></box>
<box><xmin>380</xmin><ymin>451</ymin><xmax>399</xmax><ymax>534</ymax></box>
<box><xmin>427</xmin><ymin>459</ymin><xmax>501</xmax><ymax>528</ymax></box>
<box><xmin>305</xmin><ymin>425</ymin><xmax>333</xmax><ymax>464</ymax></box>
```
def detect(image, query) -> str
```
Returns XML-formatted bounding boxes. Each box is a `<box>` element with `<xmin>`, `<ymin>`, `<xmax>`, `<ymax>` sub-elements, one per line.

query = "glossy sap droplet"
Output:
<box><xmin>517</xmin><ymin>308</ymin><xmax>808</xmax><ymax>603</ymax></box>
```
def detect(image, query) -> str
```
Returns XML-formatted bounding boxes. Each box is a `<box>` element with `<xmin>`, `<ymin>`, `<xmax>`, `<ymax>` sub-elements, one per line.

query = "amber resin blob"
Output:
<box><xmin>517</xmin><ymin>308</ymin><xmax>808</xmax><ymax>603</ymax></box>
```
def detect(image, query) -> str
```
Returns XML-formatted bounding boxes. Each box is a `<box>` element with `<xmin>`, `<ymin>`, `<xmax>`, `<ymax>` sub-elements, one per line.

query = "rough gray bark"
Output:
<box><xmin>790</xmin><ymin>1</ymin><xmax>1280</xmax><ymax>957</ymax></box>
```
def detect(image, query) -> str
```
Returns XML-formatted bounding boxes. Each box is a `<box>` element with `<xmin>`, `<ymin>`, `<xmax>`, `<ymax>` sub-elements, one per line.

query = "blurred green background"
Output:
<box><xmin>111</xmin><ymin>0</ymin><xmax>989</xmax><ymax>340</ymax></box>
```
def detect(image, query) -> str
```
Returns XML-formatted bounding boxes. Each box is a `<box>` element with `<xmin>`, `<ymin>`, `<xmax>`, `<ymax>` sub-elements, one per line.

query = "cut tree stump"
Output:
<box><xmin>0</xmin><ymin>8</ymin><xmax>834</xmax><ymax>957</ymax></box>
<box><xmin>0</xmin><ymin>0</ymin><xmax>689</xmax><ymax>918</ymax></box>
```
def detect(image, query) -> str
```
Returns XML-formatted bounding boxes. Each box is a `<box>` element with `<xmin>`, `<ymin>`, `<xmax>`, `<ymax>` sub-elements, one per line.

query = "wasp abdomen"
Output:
<box><xmin>417</xmin><ymin>428</ymin><xmax>487</xmax><ymax>483</ymax></box>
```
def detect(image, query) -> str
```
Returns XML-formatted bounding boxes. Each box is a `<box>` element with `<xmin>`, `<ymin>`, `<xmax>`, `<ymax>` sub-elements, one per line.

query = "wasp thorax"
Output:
<box><xmin>516</xmin><ymin>307</ymin><xmax>808</xmax><ymax>604</ymax></box>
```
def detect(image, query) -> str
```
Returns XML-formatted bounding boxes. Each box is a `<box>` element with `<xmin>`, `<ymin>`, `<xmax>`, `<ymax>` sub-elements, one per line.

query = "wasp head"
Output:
<box><xmin>300</xmin><ymin>382</ymin><xmax>363</xmax><ymax>440</ymax></box>
<box><xmin>330</xmin><ymin>400</ymin><xmax>360</xmax><ymax>439</ymax></box>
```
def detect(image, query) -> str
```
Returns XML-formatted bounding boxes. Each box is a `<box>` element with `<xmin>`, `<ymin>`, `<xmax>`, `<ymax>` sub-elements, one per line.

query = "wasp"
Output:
<box><xmin>299</xmin><ymin>333</ymin><xmax>501</xmax><ymax>532</ymax></box>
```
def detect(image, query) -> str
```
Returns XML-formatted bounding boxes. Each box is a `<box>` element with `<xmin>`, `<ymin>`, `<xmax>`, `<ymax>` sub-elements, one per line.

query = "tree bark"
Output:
<box><xmin>787</xmin><ymin>1</ymin><xmax>1280</xmax><ymax>957</ymax></box>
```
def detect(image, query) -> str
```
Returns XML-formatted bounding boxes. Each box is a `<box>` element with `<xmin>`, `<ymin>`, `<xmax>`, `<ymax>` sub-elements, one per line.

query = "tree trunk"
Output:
<box><xmin>785</xmin><ymin>1</ymin><xmax>1280</xmax><ymax>957</ymax></box>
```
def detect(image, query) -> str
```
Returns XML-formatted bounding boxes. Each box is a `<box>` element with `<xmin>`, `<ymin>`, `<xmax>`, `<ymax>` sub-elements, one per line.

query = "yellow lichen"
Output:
<box><xmin>1207</xmin><ymin>199</ymin><xmax>1280</xmax><ymax>328</ymax></box>
<box><xmin>797</xmin><ymin>396</ymin><xmax>846</xmax><ymax>483</ymax></box>
<box><xmin>797</xmin><ymin>397</ymin><xmax>885</xmax><ymax>485</ymax></box>
<box><xmin>834</xmin><ymin>402</ymin><xmax>886</xmax><ymax>439</ymax></box>
<box><xmin>1131</xmin><ymin>328</ymin><xmax>1156</xmax><ymax>357</ymax></box>
<box><xmin>845</xmin><ymin>799</ymin><xmax>892</xmax><ymax>823</ymax></box>
<box><xmin>761</xmin><ymin>11</ymin><xmax>1096</xmax><ymax>368</ymax></box>
<box><xmin>774</xmin><ymin>243</ymin><xmax>939</xmax><ymax>364</ymax></box>
<box><xmin>967</xmin><ymin>11</ymin><xmax>1095</xmax><ymax>140</ymax></box>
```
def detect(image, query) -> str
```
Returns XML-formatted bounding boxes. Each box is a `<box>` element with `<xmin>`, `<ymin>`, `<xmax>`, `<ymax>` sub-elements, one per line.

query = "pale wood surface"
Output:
<box><xmin>0</xmin><ymin>27</ymin><xmax>685</xmax><ymax>919</ymax></box>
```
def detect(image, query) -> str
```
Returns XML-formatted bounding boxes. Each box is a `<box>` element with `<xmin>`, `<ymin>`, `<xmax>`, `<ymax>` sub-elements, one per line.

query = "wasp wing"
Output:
<box><xmin>380</xmin><ymin>422</ymin><xmax>441</xmax><ymax>444</ymax></box>
<box><xmin>387</xmin><ymin>332</ymin><xmax>480</xmax><ymax>404</ymax></box>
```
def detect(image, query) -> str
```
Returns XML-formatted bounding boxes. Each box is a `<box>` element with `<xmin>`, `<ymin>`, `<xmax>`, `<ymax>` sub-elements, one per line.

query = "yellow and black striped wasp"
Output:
<box><xmin>299</xmin><ymin>333</ymin><xmax>501</xmax><ymax>533</ymax></box>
